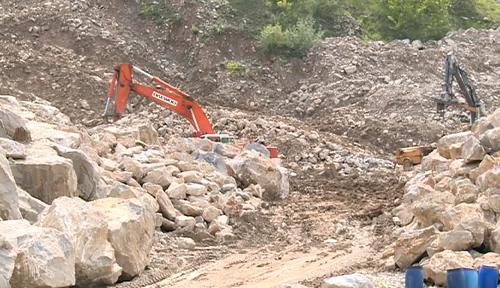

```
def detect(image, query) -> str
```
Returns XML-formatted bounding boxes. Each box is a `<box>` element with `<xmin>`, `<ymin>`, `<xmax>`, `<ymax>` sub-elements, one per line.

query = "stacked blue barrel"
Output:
<box><xmin>405</xmin><ymin>265</ymin><xmax>498</xmax><ymax>287</ymax></box>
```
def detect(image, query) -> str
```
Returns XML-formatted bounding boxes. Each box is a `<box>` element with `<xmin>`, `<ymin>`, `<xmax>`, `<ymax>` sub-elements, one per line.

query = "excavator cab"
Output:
<box><xmin>200</xmin><ymin>134</ymin><xmax>237</xmax><ymax>144</ymax></box>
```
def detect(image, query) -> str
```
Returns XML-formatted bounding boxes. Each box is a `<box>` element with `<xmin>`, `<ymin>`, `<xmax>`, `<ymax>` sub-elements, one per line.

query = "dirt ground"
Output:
<box><xmin>113</xmin><ymin>169</ymin><xmax>405</xmax><ymax>288</ymax></box>
<box><xmin>3</xmin><ymin>1</ymin><xmax>497</xmax><ymax>287</ymax></box>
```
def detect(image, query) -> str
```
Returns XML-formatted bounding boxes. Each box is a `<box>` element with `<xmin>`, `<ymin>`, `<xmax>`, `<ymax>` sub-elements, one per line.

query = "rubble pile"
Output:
<box><xmin>387</xmin><ymin>107</ymin><xmax>500</xmax><ymax>285</ymax></box>
<box><xmin>286</xmin><ymin>28</ymin><xmax>500</xmax><ymax>152</ymax></box>
<box><xmin>2</xmin><ymin>1</ymin><xmax>499</xmax><ymax>159</ymax></box>
<box><xmin>126</xmin><ymin>106</ymin><xmax>394</xmax><ymax>179</ymax></box>
<box><xmin>0</xmin><ymin>95</ymin><xmax>289</xmax><ymax>288</ymax></box>
<box><xmin>0</xmin><ymin>0</ymin><xmax>185</xmax><ymax>126</ymax></box>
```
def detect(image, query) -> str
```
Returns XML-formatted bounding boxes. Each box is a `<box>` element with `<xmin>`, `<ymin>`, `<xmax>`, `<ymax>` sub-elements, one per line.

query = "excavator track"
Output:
<box><xmin>114</xmin><ymin>270</ymin><xmax>173</xmax><ymax>288</ymax></box>
<box><xmin>115</xmin><ymin>246</ymin><xmax>226</xmax><ymax>288</ymax></box>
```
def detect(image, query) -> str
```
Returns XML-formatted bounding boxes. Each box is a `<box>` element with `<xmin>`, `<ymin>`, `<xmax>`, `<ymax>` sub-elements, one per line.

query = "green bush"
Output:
<box><xmin>285</xmin><ymin>18</ymin><xmax>323</xmax><ymax>56</ymax></box>
<box><xmin>259</xmin><ymin>23</ymin><xmax>287</xmax><ymax>52</ymax></box>
<box><xmin>259</xmin><ymin>18</ymin><xmax>322</xmax><ymax>56</ymax></box>
<box><xmin>228</xmin><ymin>0</ymin><xmax>500</xmax><ymax>52</ymax></box>
<box><xmin>377</xmin><ymin>0</ymin><xmax>455</xmax><ymax>41</ymax></box>
<box><xmin>139</xmin><ymin>0</ymin><xmax>182</xmax><ymax>25</ymax></box>
<box><xmin>224</xmin><ymin>61</ymin><xmax>247</xmax><ymax>76</ymax></box>
<box><xmin>140</xmin><ymin>1</ymin><xmax>166</xmax><ymax>24</ymax></box>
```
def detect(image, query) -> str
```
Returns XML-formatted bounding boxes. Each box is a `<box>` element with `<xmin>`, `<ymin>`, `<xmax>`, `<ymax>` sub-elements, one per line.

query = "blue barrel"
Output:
<box><xmin>478</xmin><ymin>265</ymin><xmax>498</xmax><ymax>288</ymax></box>
<box><xmin>447</xmin><ymin>268</ymin><xmax>478</xmax><ymax>288</ymax></box>
<box><xmin>405</xmin><ymin>265</ymin><xmax>424</xmax><ymax>288</ymax></box>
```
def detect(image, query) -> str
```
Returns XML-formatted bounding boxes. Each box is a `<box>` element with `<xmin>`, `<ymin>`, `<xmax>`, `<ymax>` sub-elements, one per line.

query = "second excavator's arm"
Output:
<box><xmin>104</xmin><ymin>64</ymin><xmax>215</xmax><ymax>137</ymax></box>
<box><xmin>436</xmin><ymin>53</ymin><xmax>485</xmax><ymax>124</ymax></box>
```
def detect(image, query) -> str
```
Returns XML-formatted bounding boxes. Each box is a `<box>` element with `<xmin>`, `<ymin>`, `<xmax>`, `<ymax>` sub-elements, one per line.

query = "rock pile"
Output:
<box><xmin>389</xmin><ymin>107</ymin><xmax>500</xmax><ymax>285</ymax></box>
<box><xmin>285</xmin><ymin>27</ymin><xmax>500</xmax><ymax>152</ymax></box>
<box><xmin>0</xmin><ymin>95</ymin><xmax>289</xmax><ymax>287</ymax></box>
<box><xmin>127</xmin><ymin>106</ymin><xmax>394</xmax><ymax>180</ymax></box>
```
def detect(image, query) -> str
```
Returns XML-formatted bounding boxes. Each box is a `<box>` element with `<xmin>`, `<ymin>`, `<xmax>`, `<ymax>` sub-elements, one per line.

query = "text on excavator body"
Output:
<box><xmin>152</xmin><ymin>91</ymin><xmax>178</xmax><ymax>107</ymax></box>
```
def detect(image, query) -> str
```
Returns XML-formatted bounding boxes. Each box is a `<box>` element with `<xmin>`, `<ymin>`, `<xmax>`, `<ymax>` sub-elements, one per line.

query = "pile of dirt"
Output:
<box><xmin>285</xmin><ymin>29</ymin><xmax>500</xmax><ymax>152</ymax></box>
<box><xmin>2</xmin><ymin>0</ymin><xmax>500</xmax><ymax>286</ymax></box>
<box><xmin>2</xmin><ymin>1</ymin><xmax>499</xmax><ymax>156</ymax></box>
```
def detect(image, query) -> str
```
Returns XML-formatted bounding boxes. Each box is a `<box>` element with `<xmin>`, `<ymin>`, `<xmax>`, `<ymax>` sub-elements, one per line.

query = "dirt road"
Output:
<box><xmin>150</xmin><ymin>227</ymin><xmax>374</xmax><ymax>288</ymax></box>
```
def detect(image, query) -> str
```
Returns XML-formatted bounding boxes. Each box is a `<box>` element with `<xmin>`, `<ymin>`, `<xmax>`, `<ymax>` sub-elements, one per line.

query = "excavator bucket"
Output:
<box><xmin>103</xmin><ymin>69</ymin><xmax>118</xmax><ymax>118</ymax></box>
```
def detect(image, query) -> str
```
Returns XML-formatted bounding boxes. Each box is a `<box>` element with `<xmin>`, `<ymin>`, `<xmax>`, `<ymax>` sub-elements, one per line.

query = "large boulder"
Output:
<box><xmin>0</xmin><ymin>235</ymin><xmax>16</xmax><ymax>287</ymax></box>
<box><xmin>402</xmin><ymin>183</ymin><xmax>436</xmax><ymax>204</ymax></box>
<box><xmin>17</xmin><ymin>188</ymin><xmax>47</xmax><ymax>223</ymax></box>
<box><xmin>394</xmin><ymin>226</ymin><xmax>439</xmax><ymax>269</ymax></box>
<box><xmin>0</xmin><ymin>220</ymin><xmax>75</xmax><ymax>288</ymax></box>
<box><xmin>456</xmin><ymin>218</ymin><xmax>488</xmax><ymax>247</ymax></box>
<box><xmin>426</xmin><ymin>230</ymin><xmax>474</xmax><ymax>256</ymax></box>
<box><xmin>441</xmin><ymin>203</ymin><xmax>485</xmax><ymax>230</ymax></box>
<box><xmin>91</xmin><ymin>198</ymin><xmax>155</xmax><ymax>279</ymax></box>
<box><xmin>486</xmin><ymin>223</ymin><xmax>500</xmax><ymax>254</ymax></box>
<box><xmin>0</xmin><ymin>138</ymin><xmax>25</xmax><ymax>159</ymax></box>
<box><xmin>53</xmin><ymin>145</ymin><xmax>107</xmax><ymax>201</ymax></box>
<box><xmin>477</xmin><ymin>167</ymin><xmax>500</xmax><ymax>191</ymax></box>
<box><xmin>437</xmin><ymin>132</ymin><xmax>474</xmax><ymax>159</ymax></box>
<box><xmin>450</xmin><ymin>178</ymin><xmax>479</xmax><ymax>204</ymax></box>
<box><xmin>37</xmin><ymin>197</ymin><xmax>122</xmax><ymax>286</ymax></box>
<box><xmin>10</xmin><ymin>145</ymin><xmax>78</xmax><ymax>204</ymax></box>
<box><xmin>228</xmin><ymin>151</ymin><xmax>289</xmax><ymax>200</ymax></box>
<box><xmin>120</xmin><ymin>157</ymin><xmax>145</xmax><ymax>182</ymax></box>
<box><xmin>461</xmin><ymin>136</ymin><xmax>485</xmax><ymax>163</ymax></box>
<box><xmin>469</xmin><ymin>155</ymin><xmax>497</xmax><ymax>181</ymax></box>
<box><xmin>480</xmin><ymin>127</ymin><xmax>500</xmax><ymax>152</ymax></box>
<box><xmin>138</xmin><ymin>124</ymin><xmax>159</xmax><ymax>145</ymax></box>
<box><xmin>411</xmin><ymin>190</ymin><xmax>455</xmax><ymax>227</ymax></box>
<box><xmin>156</xmin><ymin>190</ymin><xmax>182</xmax><ymax>221</ymax></box>
<box><xmin>186</xmin><ymin>183</ymin><xmax>208</xmax><ymax>196</ymax></box>
<box><xmin>449</xmin><ymin>159</ymin><xmax>477</xmax><ymax>178</ymax></box>
<box><xmin>142</xmin><ymin>166</ymin><xmax>178</xmax><ymax>189</ymax></box>
<box><xmin>178</xmin><ymin>171</ymin><xmax>203</xmax><ymax>183</ymax></box>
<box><xmin>473</xmin><ymin>108</ymin><xmax>500</xmax><ymax>135</ymax></box>
<box><xmin>0</xmin><ymin>109</ymin><xmax>31</xmax><ymax>143</ymax></box>
<box><xmin>421</xmin><ymin>150</ymin><xmax>451</xmax><ymax>173</ymax></box>
<box><xmin>166</xmin><ymin>183</ymin><xmax>188</xmax><ymax>199</ymax></box>
<box><xmin>27</xmin><ymin>121</ymin><xmax>81</xmax><ymax>148</ymax></box>
<box><xmin>423</xmin><ymin>250</ymin><xmax>474</xmax><ymax>286</ymax></box>
<box><xmin>473</xmin><ymin>252</ymin><xmax>500</xmax><ymax>269</ymax></box>
<box><xmin>486</xmin><ymin>189</ymin><xmax>500</xmax><ymax>213</ymax></box>
<box><xmin>193</xmin><ymin>151</ymin><xmax>228</xmax><ymax>173</ymax></box>
<box><xmin>321</xmin><ymin>273</ymin><xmax>374</xmax><ymax>288</ymax></box>
<box><xmin>0</xmin><ymin>153</ymin><xmax>21</xmax><ymax>220</ymax></box>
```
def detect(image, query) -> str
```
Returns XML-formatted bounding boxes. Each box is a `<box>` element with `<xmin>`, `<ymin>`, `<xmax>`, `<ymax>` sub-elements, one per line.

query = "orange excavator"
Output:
<box><xmin>104</xmin><ymin>64</ymin><xmax>279</xmax><ymax>158</ymax></box>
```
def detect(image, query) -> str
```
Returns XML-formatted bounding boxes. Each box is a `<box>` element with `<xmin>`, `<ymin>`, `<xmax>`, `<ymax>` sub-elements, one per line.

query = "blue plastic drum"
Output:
<box><xmin>447</xmin><ymin>268</ymin><xmax>478</xmax><ymax>288</ymax></box>
<box><xmin>478</xmin><ymin>265</ymin><xmax>498</xmax><ymax>288</ymax></box>
<box><xmin>405</xmin><ymin>265</ymin><xmax>424</xmax><ymax>288</ymax></box>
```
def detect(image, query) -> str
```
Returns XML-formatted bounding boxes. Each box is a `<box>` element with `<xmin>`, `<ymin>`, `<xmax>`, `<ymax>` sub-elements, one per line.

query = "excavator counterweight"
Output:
<box><xmin>104</xmin><ymin>64</ymin><xmax>278</xmax><ymax>158</ymax></box>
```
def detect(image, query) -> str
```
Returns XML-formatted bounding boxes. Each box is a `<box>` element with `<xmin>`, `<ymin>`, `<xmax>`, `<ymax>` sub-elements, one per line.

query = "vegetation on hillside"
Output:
<box><xmin>140</xmin><ymin>0</ymin><xmax>500</xmax><ymax>57</ymax></box>
<box><xmin>230</xmin><ymin>0</ymin><xmax>500</xmax><ymax>55</ymax></box>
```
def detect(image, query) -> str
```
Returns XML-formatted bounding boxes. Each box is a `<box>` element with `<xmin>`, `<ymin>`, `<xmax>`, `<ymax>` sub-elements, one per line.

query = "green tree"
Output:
<box><xmin>259</xmin><ymin>18</ymin><xmax>322</xmax><ymax>56</ymax></box>
<box><xmin>377</xmin><ymin>0</ymin><xmax>454</xmax><ymax>40</ymax></box>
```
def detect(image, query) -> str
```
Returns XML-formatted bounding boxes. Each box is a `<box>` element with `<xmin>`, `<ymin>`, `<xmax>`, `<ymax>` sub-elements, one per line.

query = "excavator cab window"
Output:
<box><xmin>219</xmin><ymin>136</ymin><xmax>237</xmax><ymax>144</ymax></box>
<box><xmin>201</xmin><ymin>134</ymin><xmax>237</xmax><ymax>144</ymax></box>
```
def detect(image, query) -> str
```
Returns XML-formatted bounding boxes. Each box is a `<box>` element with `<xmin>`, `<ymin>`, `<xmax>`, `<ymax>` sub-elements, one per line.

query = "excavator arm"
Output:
<box><xmin>436</xmin><ymin>53</ymin><xmax>485</xmax><ymax>124</ymax></box>
<box><xmin>104</xmin><ymin>64</ymin><xmax>215</xmax><ymax>137</ymax></box>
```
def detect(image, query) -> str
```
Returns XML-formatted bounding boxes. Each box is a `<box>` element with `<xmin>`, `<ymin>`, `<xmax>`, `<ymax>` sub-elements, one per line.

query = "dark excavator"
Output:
<box><xmin>435</xmin><ymin>52</ymin><xmax>486</xmax><ymax>124</ymax></box>
<box><xmin>396</xmin><ymin>53</ymin><xmax>487</xmax><ymax>170</ymax></box>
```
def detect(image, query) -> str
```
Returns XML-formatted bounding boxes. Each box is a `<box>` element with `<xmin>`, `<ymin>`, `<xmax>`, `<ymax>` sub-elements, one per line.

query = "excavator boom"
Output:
<box><xmin>436</xmin><ymin>53</ymin><xmax>485</xmax><ymax>124</ymax></box>
<box><xmin>104</xmin><ymin>64</ymin><xmax>279</xmax><ymax>158</ymax></box>
<box><xmin>105</xmin><ymin>64</ymin><xmax>215</xmax><ymax>137</ymax></box>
